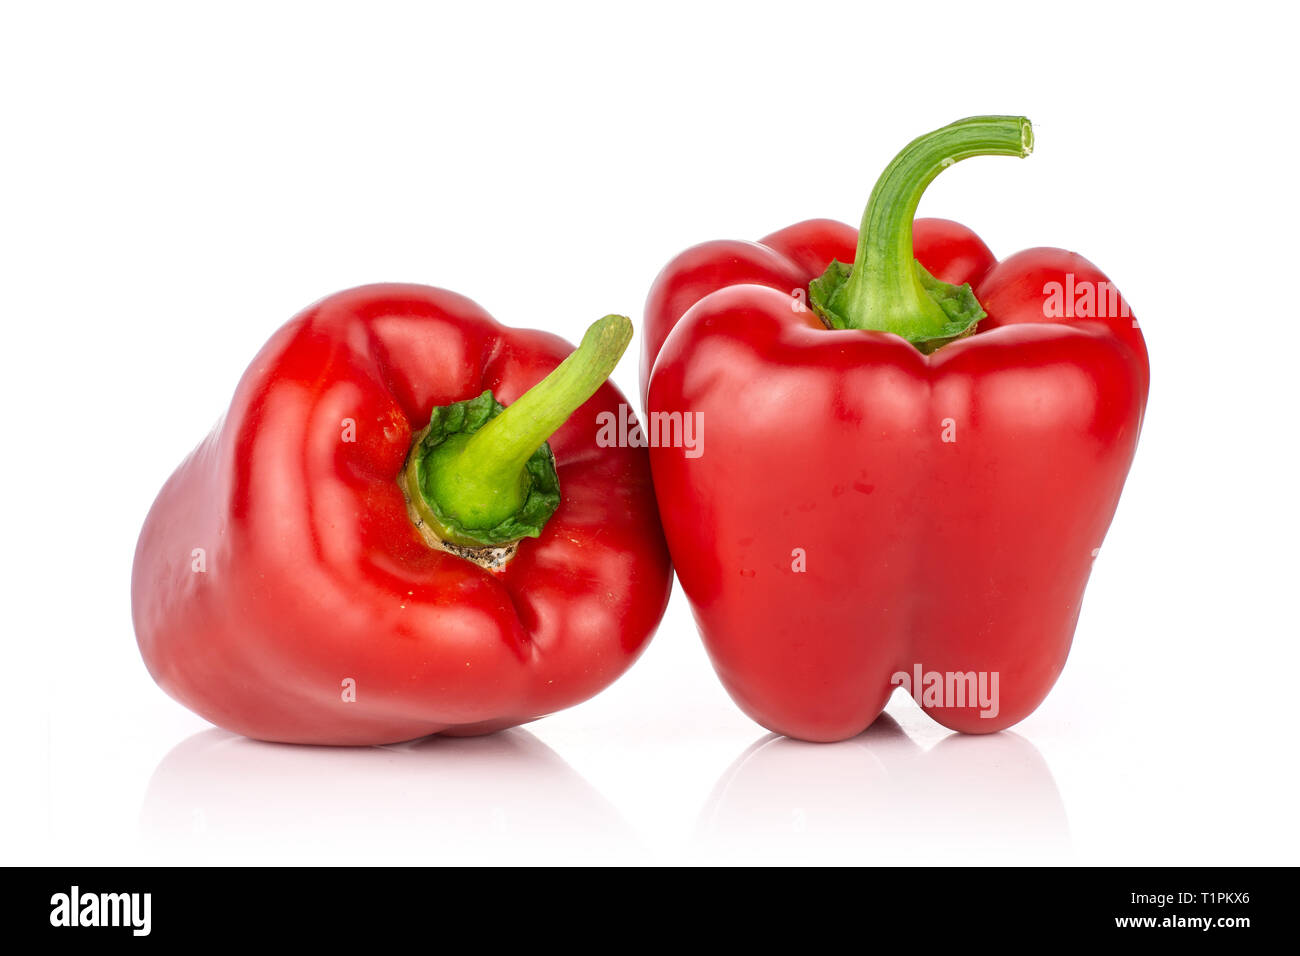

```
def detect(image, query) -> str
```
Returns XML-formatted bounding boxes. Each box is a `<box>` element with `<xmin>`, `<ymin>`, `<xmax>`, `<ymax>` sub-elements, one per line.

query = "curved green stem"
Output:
<box><xmin>402</xmin><ymin>315</ymin><xmax>631</xmax><ymax>550</ymax></box>
<box><xmin>461</xmin><ymin>315</ymin><xmax>630</xmax><ymax>496</ymax></box>
<box><xmin>810</xmin><ymin>116</ymin><xmax>1033</xmax><ymax>350</ymax></box>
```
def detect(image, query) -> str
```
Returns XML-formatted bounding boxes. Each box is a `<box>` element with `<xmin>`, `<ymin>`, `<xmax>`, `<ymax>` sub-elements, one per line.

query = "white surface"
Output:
<box><xmin>2</xmin><ymin>1</ymin><xmax>1296</xmax><ymax>865</ymax></box>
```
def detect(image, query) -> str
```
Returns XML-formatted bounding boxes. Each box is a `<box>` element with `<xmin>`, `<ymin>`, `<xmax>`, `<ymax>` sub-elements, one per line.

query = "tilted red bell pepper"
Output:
<box><xmin>643</xmin><ymin>116</ymin><xmax>1149</xmax><ymax>741</ymax></box>
<box><xmin>133</xmin><ymin>284</ymin><xmax>671</xmax><ymax>745</ymax></box>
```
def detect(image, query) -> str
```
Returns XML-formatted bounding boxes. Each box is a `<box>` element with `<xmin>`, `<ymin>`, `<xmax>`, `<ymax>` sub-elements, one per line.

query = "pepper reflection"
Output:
<box><xmin>695</xmin><ymin>713</ymin><xmax>1069</xmax><ymax>863</ymax></box>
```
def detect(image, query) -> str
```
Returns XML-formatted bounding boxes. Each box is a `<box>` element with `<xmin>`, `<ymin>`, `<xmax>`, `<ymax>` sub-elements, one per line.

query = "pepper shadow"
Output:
<box><xmin>693</xmin><ymin>712</ymin><xmax>1071</xmax><ymax>864</ymax></box>
<box><xmin>140</xmin><ymin>727</ymin><xmax>641</xmax><ymax>864</ymax></box>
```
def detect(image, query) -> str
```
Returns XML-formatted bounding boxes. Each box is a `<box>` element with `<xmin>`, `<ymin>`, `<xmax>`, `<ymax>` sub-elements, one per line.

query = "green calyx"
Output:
<box><xmin>400</xmin><ymin>314</ymin><xmax>632</xmax><ymax>552</ymax></box>
<box><xmin>809</xmin><ymin>115</ymin><xmax>1033</xmax><ymax>352</ymax></box>
<box><xmin>403</xmin><ymin>390</ymin><xmax>560</xmax><ymax>547</ymax></box>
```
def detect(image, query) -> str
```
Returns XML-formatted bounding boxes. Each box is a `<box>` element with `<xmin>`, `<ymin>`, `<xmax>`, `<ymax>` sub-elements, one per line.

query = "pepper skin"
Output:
<box><xmin>643</xmin><ymin>117</ymin><xmax>1148</xmax><ymax>741</ymax></box>
<box><xmin>133</xmin><ymin>285</ymin><xmax>671</xmax><ymax>745</ymax></box>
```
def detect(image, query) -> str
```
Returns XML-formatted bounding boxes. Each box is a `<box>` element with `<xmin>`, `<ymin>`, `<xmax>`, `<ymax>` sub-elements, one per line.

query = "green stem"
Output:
<box><xmin>458</xmin><ymin>315</ymin><xmax>629</xmax><ymax>503</ymax></box>
<box><xmin>810</xmin><ymin>116</ymin><xmax>1033</xmax><ymax>349</ymax></box>
<box><xmin>402</xmin><ymin>314</ymin><xmax>631</xmax><ymax>550</ymax></box>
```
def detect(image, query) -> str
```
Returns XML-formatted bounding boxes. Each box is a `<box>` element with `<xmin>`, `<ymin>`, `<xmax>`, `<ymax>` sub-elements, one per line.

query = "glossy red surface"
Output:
<box><xmin>134</xmin><ymin>285</ymin><xmax>672</xmax><ymax>745</ymax></box>
<box><xmin>643</xmin><ymin>220</ymin><xmax>1148</xmax><ymax>740</ymax></box>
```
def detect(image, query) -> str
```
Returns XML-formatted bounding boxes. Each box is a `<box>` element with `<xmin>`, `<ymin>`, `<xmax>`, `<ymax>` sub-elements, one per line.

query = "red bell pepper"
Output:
<box><xmin>133</xmin><ymin>285</ymin><xmax>671</xmax><ymax>745</ymax></box>
<box><xmin>643</xmin><ymin>116</ymin><xmax>1149</xmax><ymax>741</ymax></box>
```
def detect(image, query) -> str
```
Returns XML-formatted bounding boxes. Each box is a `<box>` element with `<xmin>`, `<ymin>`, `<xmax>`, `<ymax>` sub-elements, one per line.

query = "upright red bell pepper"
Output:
<box><xmin>133</xmin><ymin>285</ymin><xmax>671</xmax><ymax>745</ymax></box>
<box><xmin>643</xmin><ymin>116</ymin><xmax>1148</xmax><ymax>741</ymax></box>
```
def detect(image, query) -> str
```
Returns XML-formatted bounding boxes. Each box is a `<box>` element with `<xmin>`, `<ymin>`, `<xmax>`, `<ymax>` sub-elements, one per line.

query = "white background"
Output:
<box><xmin>2</xmin><ymin>1</ymin><xmax>1296</xmax><ymax>865</ymax></box>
